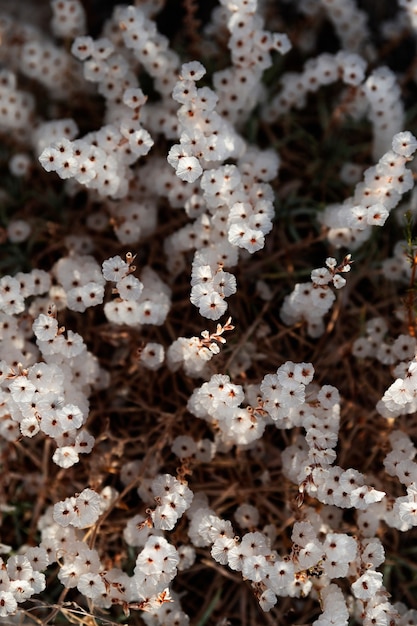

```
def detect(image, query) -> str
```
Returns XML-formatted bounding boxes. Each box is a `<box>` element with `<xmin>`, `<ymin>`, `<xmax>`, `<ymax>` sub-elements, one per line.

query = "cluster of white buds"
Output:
<box><xmin>138</xmin><ymin>343</ymin><xmax>165</xmax><ymax>371</ymax></box>
<box><xmin>39</xmin><ymin>99</ymin><xmax>153</xmax><ymax>199</ymax></box>
<box><xmin>280</xmin><ymin>255</ymin><xmax>352</xmax><ymax>337</ymax></box>
<box><xmin>285</xmin><ymin>411</ymin><xmax>385</xmax><ymax>512</ymax></box>
<box><xmin>159</xmin><ymin>39</ymin><xmax>281</xmax><ymax>319</ymax></box>
<box><xmin>383</xmin><ymin>431</ymin><xmax>417</xmax><ymax>530</ymax></box>
<box><xmin>0</xmin><ymin>9</ymin><xmax>85</xmax><ymax>101</ymax></box>
<box><xmin>186</xmin><ymin>496</ymin><xmax>391</xmax><ymax>619</ymax></box>
<box><xmin>133</xmin><ymin>537</ymin><xmax>180</xmax><ymax>609</ymax></box>
<box><xmin>36</xmin><ymin>9</ymin><xmax>158</xmax><ymax>198</ymax></box>
<box><xmin>168</xmin><ymin>60</ymin><xmax>241</xmax><ymax>183</ymax></box>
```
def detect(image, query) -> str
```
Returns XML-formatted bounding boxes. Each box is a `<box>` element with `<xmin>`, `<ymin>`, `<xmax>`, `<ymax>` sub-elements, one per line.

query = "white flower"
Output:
<box><xmin>270</xmin><ymin>560</ymin><xmax>295</xmax><ymax>593</ymax></box>
<box><xmin>291</xmin><ymin>521</ymin><xmax>317</xmax><ymax>547</ymax></box>
<box><xmin>102</xmin><ymin>255</ymin><xmax>129</xmax><ymax>281</ymax></box>
<box><xmin>9</xmin><ymin>377</ymin><xmax>36</xmax><ymax>403</ymax></box>
<box><xmin>116</xmin><ymin>274</ymin><xmax>143</xmax><ymax>301</ymax></box>
<box><xmin>9</xmin><ymin>579</ymin><xmax>34</xmax><ymax>601</ymax></box>
<box><xmin>56</xmin><ymin>404</ymin><xmax>84</xmax><ymax>430</ymax></box>
<box><xmin>317</xmin><ymin>385</ymin><xmax>340</xmax><ymax>408</ymax></box>
<box><xmin>75</xmin><ymin>430</ymin><xmax>95</xmax><ymax>454</ymax></box>
<box><xmin>198</xmin><ymin>291</ymin><xmax>228</xmax><ymax>320</ymax></box>
<box><xmin>122</xmin><ymin>87</ymin><xmax>147</xmax><ymax>108</ymax></box>
<box><xmin>7</xmin><ymin>555</ymin><xmax>33</xmax><ymax>580</ymax></box>
<box><xmin>53</xmin><ymin>497</ymin><xmax>77</xmax><ymax>527</ymax></box>
<box><xmin>176</xmin><ymin>155</ymin><xmax>203</xmax><ymax>183</ymax></box>
<box><xmin>366</xmin><ymin>203</ymin><xmax>389</xmax><ymax>226</ymax></box>
<box><xmin>382</xmin><ymin>378</ymin><xmax>414</xmax><ymax>410</ymax></box>
<box><xmin>297</xmin><ymin>540</ymin><xmax>323</xmax><ymax>569</ymax></box>
<box><xmin>234</xmin><ymin>503</ymin><xmax>259</xmax><ymax>529</ymax></box>
<box><xmin>332</xmin><ymin>274</ymin><xmax>346</xmax><ymax>289</ymax></box>
<box><xmin>392</xmin><ymin>131</ymin><xmax>417</xmax><ymax>157</ymax></box>
<box><xmin>351</xmin><ymin>570</ymin><xmax>383</xmax><ymax>600</ymax></box>
<box><xmin>180</xmin><ymin>60</ymin><xmax>206</xmax><ymax>81</ymax></box>
<box><xmin>211</xmin><ymin>536</ymin><xmax>236</xmax><ymax>565</ymax></box>
<box><xmin>259</xmin><ymin>588</ymin><xmax>277</xmax><ymax>612</ymax></box>
<box><xmin>171</xmin><ymin>435</ymin><xmax>197</xmax><ymax>460</ymax></box>
<box><xmin>311</xmin><ymin>267</ymin><xmax>332</xmax><ymax>285</ymax></box>
<box><xmin>32</xmin><ymin>313</ymin><xmax>58</xmax><ymax>341</ymax></box>
<box><xmin>242</xmin><ymin>554</ymin><xmax>268</xmax><ymax>582</ymax></box>
<box><xmin>20</xmin><ymin>416</ymin><xmax>40</xmax><ymax>438</ymax></box>
<box><xmin>39</xmin><ymin>146</ymin><xmax>60</xmax><ymax>172</ymax></box>
<box><xmin>0</xmin><ymin>590</ymin><xmax>17</xmax><ymax>616</ymax></box>
<box><xmin>52</xmin><ymin>446</ymin><xmax>80</xmax><ymax>468</ymax></box>
<box><xmin>73</xmin><ymin>488</ymin><xmax>102</xmax><ymax>528</ymax></box>
<box><xmin>77</xmin><ymin>573</ymin><xmax>106</xmax><ymax>599</ymax></box>
<box><xmin>7</xmin><ymin>219</ymin><xmax>31</xmax><ymax>242</ymax></box>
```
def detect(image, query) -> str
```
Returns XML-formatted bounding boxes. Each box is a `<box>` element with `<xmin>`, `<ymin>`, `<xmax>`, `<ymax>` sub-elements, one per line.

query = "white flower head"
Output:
<box><xmin>176</xmin><ymin>155</ymin><xmax>203</xmax><ymax>183</ymax></box>
<box><xmin>180</xmin><ymin>61</ymin><xmax>206</xmax><ymax>81</ymax></box>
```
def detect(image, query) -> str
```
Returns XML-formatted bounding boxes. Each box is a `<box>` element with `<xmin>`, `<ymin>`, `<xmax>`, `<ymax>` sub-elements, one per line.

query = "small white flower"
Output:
<box><xmin>73</xmin><ymin>488</ymin><xmax>102</xmax><ymax>528</ymax></box>
<box><xmin>180</xmin><ymin>60</ymin><xmax>206</xmax><ymax>81</ymax></box>
<box><xmin>32</xmin><ymin>313</ymin><xmax>58</xmax><ymax>341</ymax></box>
<box><xmin>211</xmin><ymin>536</ymin><xmax>236</xmax><ymax>565</ymax></box>
<box><xmin>77</xmin><ymin>573</ymin><xmax>106</xmax><ymax>599</ymax></box>
<box><xmin>351</xmin><ymin>570</ymin><xmax>383</xmax><ymax>600</ymax></box>
<box><xmin>392</xmin><ymin>131</ymin><xmax>417</xmax><ymax>157</ymax></box>
<box><xmin>53</xmin><ymin>446</ymin><xmax>80</xmax><ymax>468</ymax></box>
<box><xmin>366</xmin><ymin>203</ymin><xmax>389</xmax><ymax>226</ymax></box>
<box><xmin>311</xmin><ymin>267</ymin><xmax>332</xmax><ymax>285</ymax></box>
<box><xmin>0</xmin><ymin>590</ymin><xmax>17</xmax><ymax>616</ymax></box>
<box><xmin>53</xmin><ymin>497</ymin><xmax>77</xmax><ymax>527</ymax></box>
<box><xmin>198</xmin><ymin>291</ymin><xmax>228</xmax><ymax>320</ymax></box>
<box><xmin>9</xmin><ymin>377</ymin><xmax>36</xmax><ymax>403</ymax></box>
<box><xmin>56</xmin><ymin>404</ymin><xmax>84</xmax><ymax>430</ymax></box>
<box><xmin>176</xmin><ymin>155</ymin><xmax>203</xmax><ymax>183</ymax></box>
<box><xmin>102</xmin><ymin>255</ymin><xmax>129</xmax><ymax>281</ymax></box>
<box><xmin>116</xmin><ymin>274</ymin><xmax>143</xmax><ymax>301</ymax></box>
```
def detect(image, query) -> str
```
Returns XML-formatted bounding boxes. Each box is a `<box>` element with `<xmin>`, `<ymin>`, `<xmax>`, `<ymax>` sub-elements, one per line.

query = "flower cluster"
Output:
<box><xmin>0</xmin><ymin>555</ymin><xmax>46</xmax><ymax>618</ymax></box>
<box><xmin>321</xmin><ymin>131</ymin><xmax>417</xmax><ymax>248</ymax></box>
<box><xmin>2</xmin><ymin>0</ymin><xmax>417</xmax><ymax>624</ymax></box>
<box><xmin>280</xmin><ymin>255</ymin><xmax>352</xmax><ymax>337</ymax></box>
<box><xmin>263</xmin><ymin>51</ymin><xmax>367</xmax><ymax>121</ymax></box>
<box><xmin>0</xmin><ymin>299</ymin><xmax>102</xmax><ymax>467</ymax></box>
<box><xmin>102</xmin><ymin>254</ymin><xmax>171</xmax><ymax>327</ymax></box>
<box><xmin>352</xmin><ymin>317</ymin><xmax>416</xmax><ymax>364</ymax></box>
<box><xmin>167</xmin><ymin>316</ymin><xmax>234</xmax><ymax>376</ymax></box>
